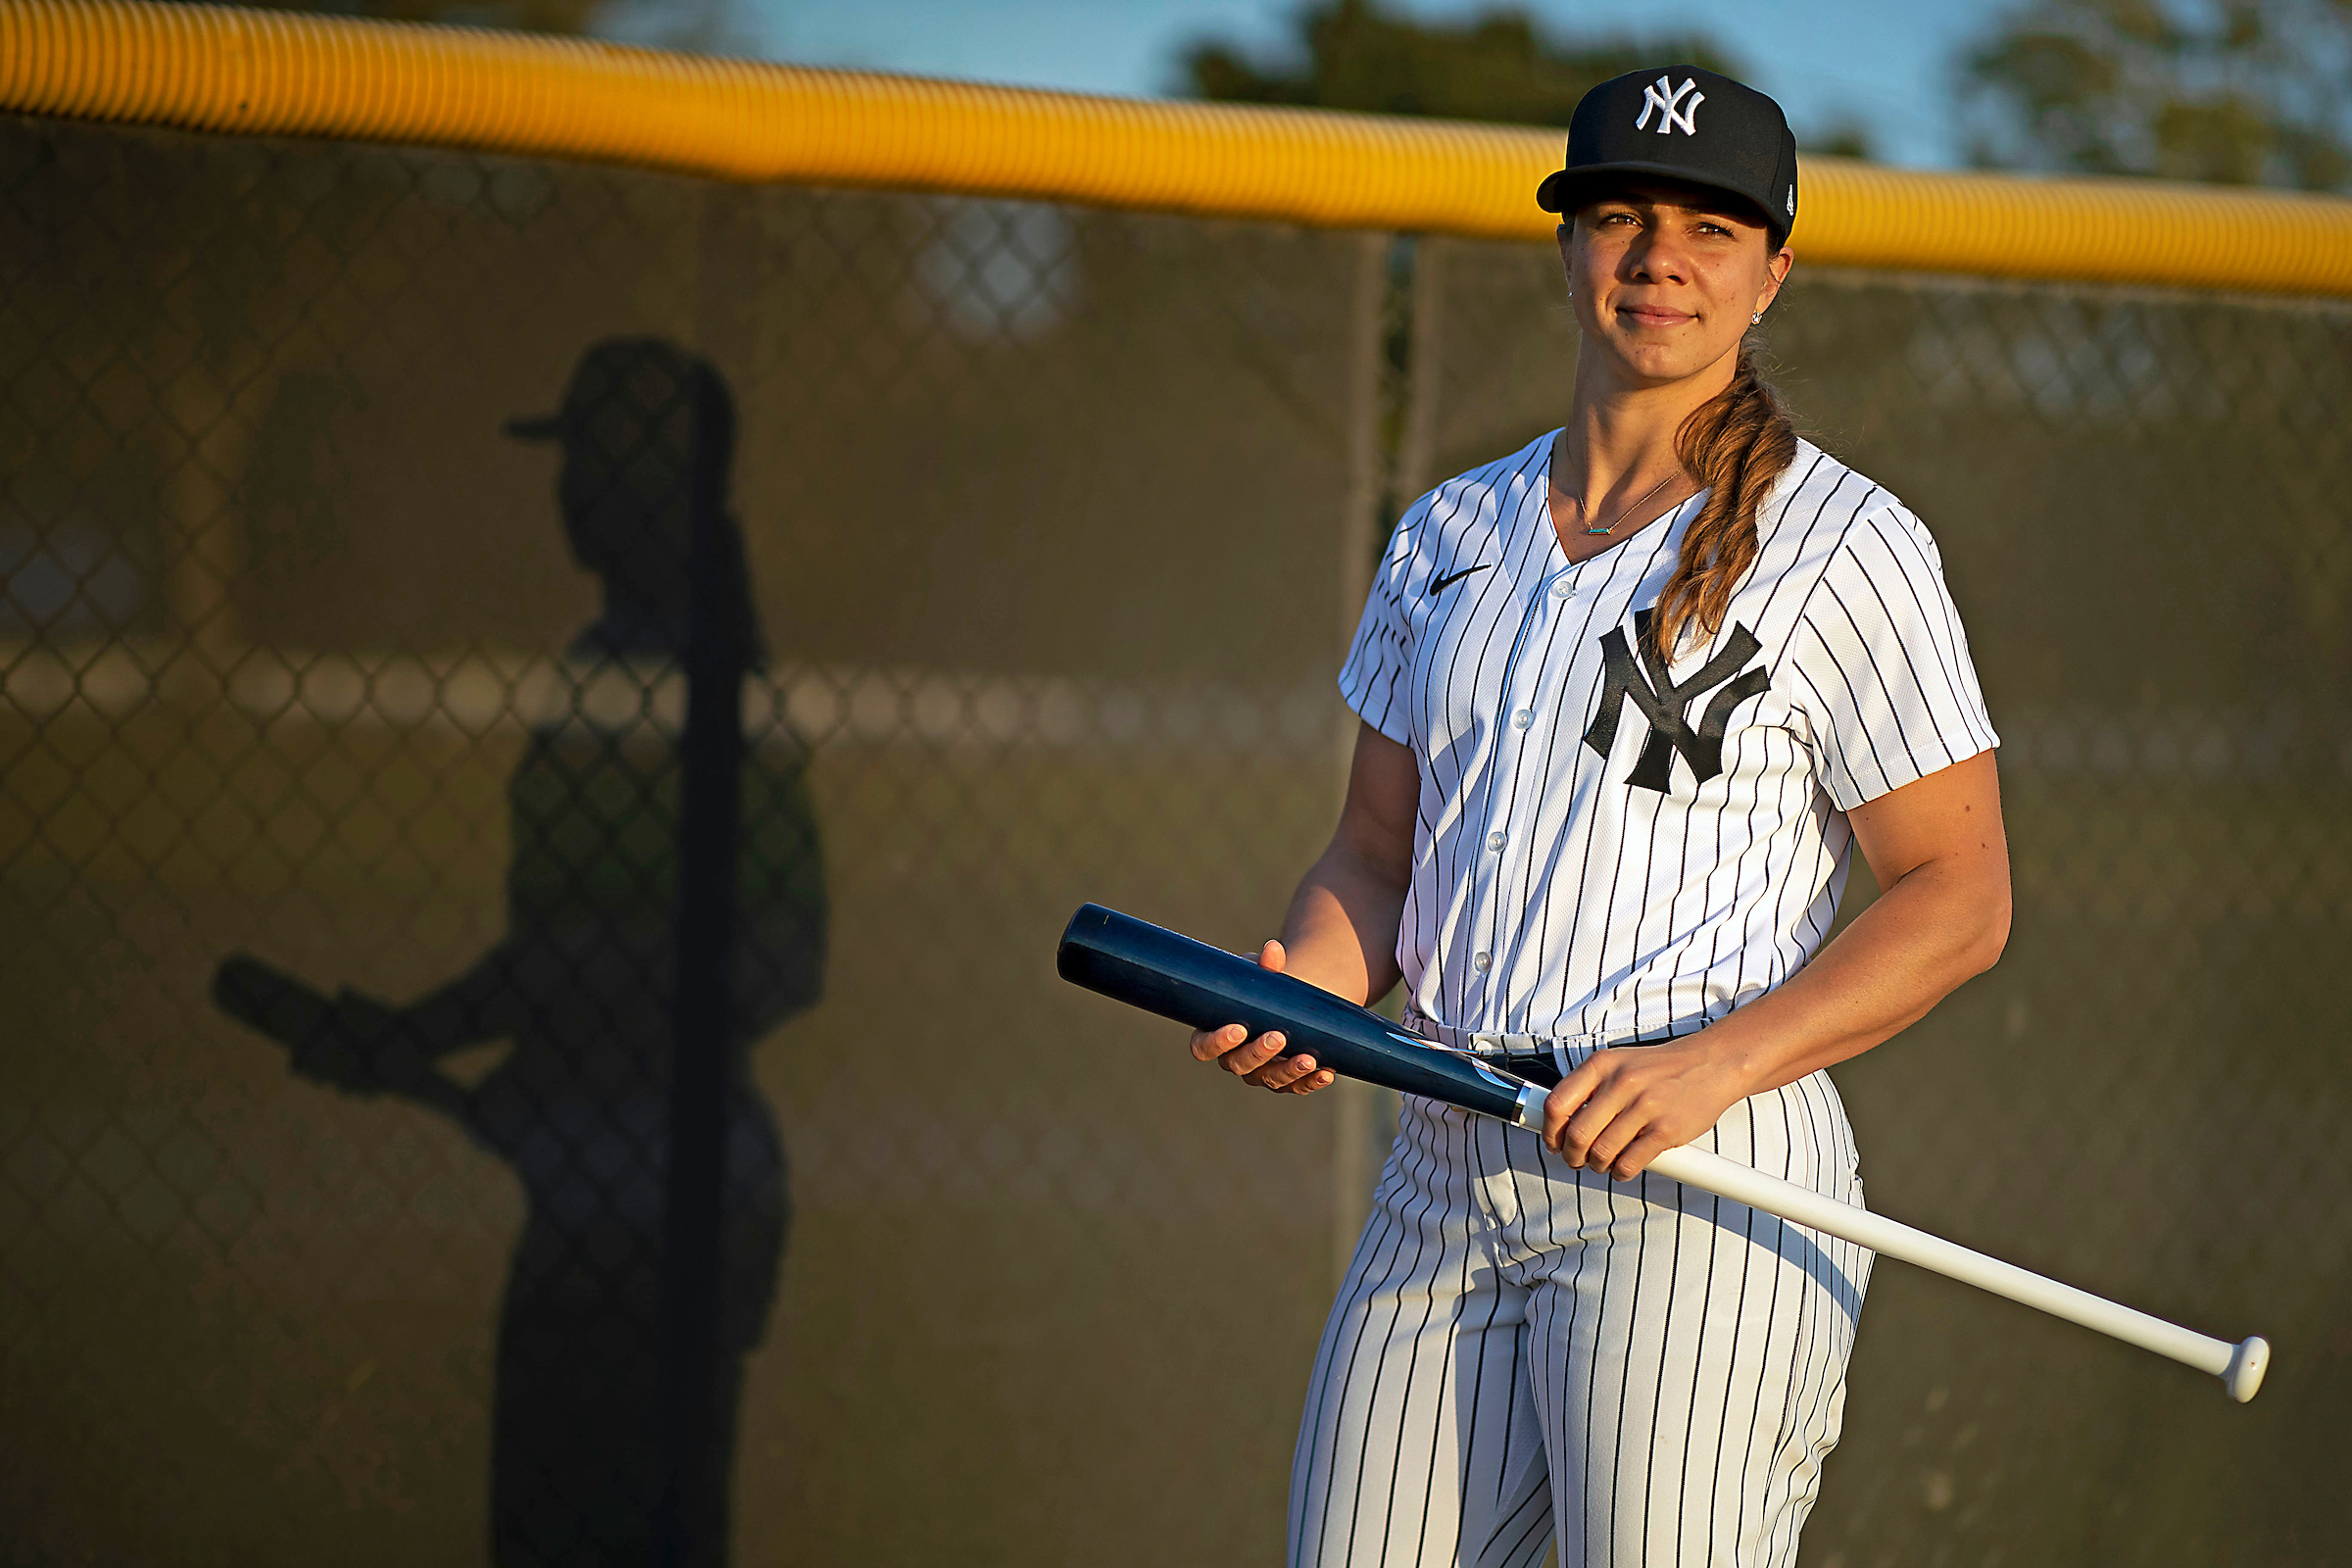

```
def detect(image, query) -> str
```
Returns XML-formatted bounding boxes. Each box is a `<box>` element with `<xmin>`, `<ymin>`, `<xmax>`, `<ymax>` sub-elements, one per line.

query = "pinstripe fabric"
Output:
<box><xmin>1336</xmin><ymin>433</ymin><xmax>1997</xmax><ymax>1044</ymax></box>
<box><xmin>1289</xmin><ymin>1073</ymin><xmax>1871</xmax><ymax>1568</ymax></box>
<box><xmin>1301</xmin><ymin>433</ymin><xmax>1991</xmax><ymax>1565</ymax></box>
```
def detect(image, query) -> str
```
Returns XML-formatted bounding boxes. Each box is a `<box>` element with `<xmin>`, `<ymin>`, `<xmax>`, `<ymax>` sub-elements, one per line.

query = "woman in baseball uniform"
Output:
<box><xmin>1191</xmin><ymin>67</ymin><xmax>2010</xmax><ymax>1568</ymax></box>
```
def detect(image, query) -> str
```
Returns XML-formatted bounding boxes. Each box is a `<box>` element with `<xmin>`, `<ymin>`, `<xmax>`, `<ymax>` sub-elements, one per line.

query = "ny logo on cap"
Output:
<box><xmin>1636</xmin><ymin>75</ymin><xmax>1705</xmax><ymax>136</ymax></box>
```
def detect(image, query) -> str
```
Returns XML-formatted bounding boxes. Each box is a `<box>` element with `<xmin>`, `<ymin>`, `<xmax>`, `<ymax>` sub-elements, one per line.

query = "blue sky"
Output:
<box><xmin>722</xmin><ymin>0</ymin><xmax>2012</xmax><ymax>169</ymax></box>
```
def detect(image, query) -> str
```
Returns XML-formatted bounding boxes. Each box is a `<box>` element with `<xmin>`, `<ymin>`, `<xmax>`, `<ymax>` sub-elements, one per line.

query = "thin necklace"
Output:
<box><xmin>1566</xmin><ymin>469</ymin><xmax>1680</xmax><ymax>537</ymax></box>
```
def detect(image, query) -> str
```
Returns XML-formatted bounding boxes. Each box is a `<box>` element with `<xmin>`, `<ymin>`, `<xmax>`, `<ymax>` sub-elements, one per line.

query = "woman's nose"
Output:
<box><xmin>1626</xmin><ymin>235</ymin><xmax>1690</xmax><ymax>285</ymax></box>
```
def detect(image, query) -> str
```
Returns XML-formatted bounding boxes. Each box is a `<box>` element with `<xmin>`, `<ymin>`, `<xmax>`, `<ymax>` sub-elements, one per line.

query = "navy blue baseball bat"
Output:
<box><xmin>1054</xmin><ymin>903</ymin><xmax>1545</xmax><ymax>1126</ymax></box>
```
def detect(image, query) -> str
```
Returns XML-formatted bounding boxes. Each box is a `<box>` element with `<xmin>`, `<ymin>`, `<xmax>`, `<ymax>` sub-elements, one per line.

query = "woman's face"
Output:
<box><xmin>1560</xmin><ymin>179</ymin><xmax>1791</xmax><ymax>391</ymax></box>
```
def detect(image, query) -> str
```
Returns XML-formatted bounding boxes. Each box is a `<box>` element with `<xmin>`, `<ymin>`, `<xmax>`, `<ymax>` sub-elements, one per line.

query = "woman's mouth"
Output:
<box><xmin>1618</xmin><ymin>305</ymin><xmax>1694</xmax><ymax>328</ymax></box>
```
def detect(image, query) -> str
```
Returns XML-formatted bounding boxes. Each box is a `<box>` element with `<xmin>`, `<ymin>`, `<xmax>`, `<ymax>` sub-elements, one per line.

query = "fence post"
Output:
<box><xmin>656</xmin><ymin>227</ymin><xmax>755</xmax><ymax>1559</ymax></box>
<box><xmin>1394</xmin><ymin>236</ymin><xmax>1446</xmax><ymax>513</ymax></box>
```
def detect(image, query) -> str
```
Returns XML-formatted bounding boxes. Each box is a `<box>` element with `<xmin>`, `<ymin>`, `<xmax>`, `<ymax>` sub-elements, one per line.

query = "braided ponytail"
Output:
<box><xmin>1652</xmin><ymin>346</ymin><xmax>1797</xmax><ymax>661</ymax></box>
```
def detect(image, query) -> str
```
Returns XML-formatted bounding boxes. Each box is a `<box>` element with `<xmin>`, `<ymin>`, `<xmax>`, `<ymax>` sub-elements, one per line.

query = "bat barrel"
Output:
<box><xmin>1056</xmin><ymin>904</ymin><xmax>1528</xmax><ymax>1122</ymax></box>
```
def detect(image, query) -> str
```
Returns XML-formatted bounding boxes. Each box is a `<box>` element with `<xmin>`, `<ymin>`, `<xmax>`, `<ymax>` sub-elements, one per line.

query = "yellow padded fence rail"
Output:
<box><xmin>7</xmin><ymin>0</ymin><xmax>2352</xmax><ymax>297</ymax></box>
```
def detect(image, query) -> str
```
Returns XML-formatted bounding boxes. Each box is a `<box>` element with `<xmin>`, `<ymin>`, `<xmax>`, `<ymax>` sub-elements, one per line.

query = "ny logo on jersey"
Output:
<box><xmin>1583</xmin><ymin>609</ymin><xmax>1769</xmax><ymax>792</ymax></box>
<box><xmin>1635</xmin><ymin>76</ymin><xmax>1705</xmax><ymax>136</ymax></box>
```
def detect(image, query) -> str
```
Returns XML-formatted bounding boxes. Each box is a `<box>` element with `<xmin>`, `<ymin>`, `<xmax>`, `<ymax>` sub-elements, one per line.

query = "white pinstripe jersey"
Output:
<box><xmin>1339</xmin><ymin>431</ymin><xmax>1997</xmax><ymax>1043</ymax></box>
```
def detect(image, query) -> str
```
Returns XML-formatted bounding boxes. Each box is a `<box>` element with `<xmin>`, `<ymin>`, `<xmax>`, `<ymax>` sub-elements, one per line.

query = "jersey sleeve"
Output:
<box><xmin>1784</xmin><ymin>505</ymin><xmax>1999</xmax><ymax>810</ymax></box>
<box><xmin>1335</xmin><ymin>500</ymin><xmax>1422</xmax><ymax>746</ymax></box>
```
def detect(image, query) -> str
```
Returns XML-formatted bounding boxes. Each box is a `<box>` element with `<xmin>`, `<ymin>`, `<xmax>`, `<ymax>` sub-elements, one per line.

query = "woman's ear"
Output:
<box><xmin>1756</xmin><ymin>244</ymin><xmax>1794</xmax><ymax>313</ymax></box>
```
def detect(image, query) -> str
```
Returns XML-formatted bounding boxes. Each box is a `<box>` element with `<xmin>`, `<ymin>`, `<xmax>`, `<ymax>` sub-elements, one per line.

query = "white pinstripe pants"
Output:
<box><xmin>1289</xmin><ymin>1067</ymin><xmax>1871</xmax><ymax>1568</ymax></box>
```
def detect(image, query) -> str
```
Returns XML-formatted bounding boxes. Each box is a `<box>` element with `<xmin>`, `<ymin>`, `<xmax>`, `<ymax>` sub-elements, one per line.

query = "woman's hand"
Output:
<box><xmin>1542</xmin><ymin>1040</ymin><xmax>1749</xmax><ymax>1180</ymax></box>
<box><xmin>1188</xmin><ymin>939</ymin><xmax>1340</xmax><ymax>1096</ymax></box>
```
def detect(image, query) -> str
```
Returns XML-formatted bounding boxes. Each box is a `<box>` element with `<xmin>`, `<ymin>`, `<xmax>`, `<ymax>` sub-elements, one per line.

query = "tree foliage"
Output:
<box><xmin>1178</xmin><ymin>0</ymin><xmax>1744</xmax><ymax>127</ymax></box>
<box><xmin>1962</xmin><ymin>0</ymin><xmax>2352</xmax><ymax>189</ymax></box>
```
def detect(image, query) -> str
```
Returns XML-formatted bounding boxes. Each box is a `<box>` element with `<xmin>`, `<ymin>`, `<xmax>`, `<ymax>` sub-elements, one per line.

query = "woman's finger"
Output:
<box><xmin>1560</xmin><ymin>1101</ymin><xmax>1626</xmax><ymax>1169</ymax></box>
<box><xmin>1541</xmin><ymin>1076</ymin><xmax>1592</xmax><ymax>1151</ymax></box>
<box><xmin>1248</xmin><ymin>1052</ymin><xmax>1319</xmax><ymax>1091</ymax></box>
<box><xmin>1256</xmin><ymin>939</ymin><xmax>1287</xmax><ymax>973</ymax></box>
<box><xmin>1581</xmin><ymin>1108</ymin><xmax>1646</xmax><ymax>1175</ymax></box>
<box><xmin>1545</xmin><ymin>1061</ymin><xmax>1637</xmax><ymax>1163</ymax></box>
<box><xmin>1192</xmin><ymin>1025</ymin><xmax>1287</xmax><ymax>1074</ymax></box>
<box><xmin>1190</xmin><ymin>1023</ymin><xmax>1248</xmax><ymax>1062</ymax></box>
<box><xmin>1221</xmin><ymin>1030</ymin><xmax>1289</xmax><ymax>1077</ymax></box>
<box><xmin>1604</xmin><ymin>1127</ymin><xmax>1672</xmax><ymax>1182</ymax></box>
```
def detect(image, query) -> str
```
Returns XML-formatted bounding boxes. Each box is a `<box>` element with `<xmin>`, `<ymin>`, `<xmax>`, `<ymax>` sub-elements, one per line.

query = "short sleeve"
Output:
<box><xmin>1336</xmin><ymin>504</ymin><xmax>1421</xmax><ymax>746</ymax></box>
<box><xmin>1784</xmin><ymin>506</ymin><xmax>1999</xmax><ymax>810</ymax></box>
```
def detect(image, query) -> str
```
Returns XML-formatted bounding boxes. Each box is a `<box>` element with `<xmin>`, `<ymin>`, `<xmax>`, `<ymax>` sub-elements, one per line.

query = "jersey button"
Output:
<box><xmin>1551</xmin><ymin>578</ymin><xmax>1572</xmax><ymax>597</ymax></box>
<box><xmin>1511</xmin><ymin>709</ymin><xmax>1534</xmax><ymax>730</ymax></box>
<box><xmin>1486</xmin><ymin>830</ymin><xmax>1505</xmax><ymax>851</ymax></box>
<box><xmin>1473</xmin><ymin>951</ymin><xmax>1493</xmax><ymax>971</ymax></box>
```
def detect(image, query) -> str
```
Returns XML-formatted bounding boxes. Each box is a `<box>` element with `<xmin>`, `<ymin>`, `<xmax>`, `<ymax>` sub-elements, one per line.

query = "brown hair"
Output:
<box><xmin>1652</xmin><ymin>344</ymin><xmax>1797</xmax><ymax>661</ymax></box>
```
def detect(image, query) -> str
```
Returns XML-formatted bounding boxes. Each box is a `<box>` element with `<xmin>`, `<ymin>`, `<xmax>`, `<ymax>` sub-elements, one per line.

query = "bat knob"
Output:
<box><xmin>2223</xmin><ymin>1336</ymin><xmax>2269</xmax><ymax>1403</ymax></box>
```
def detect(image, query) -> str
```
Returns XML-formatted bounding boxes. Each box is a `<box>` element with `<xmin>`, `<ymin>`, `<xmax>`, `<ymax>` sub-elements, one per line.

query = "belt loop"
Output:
<box><xmin>1551</xmin><ymin>1041</ymin><xmax>1570</xmax><ymax>1082</ymax></box>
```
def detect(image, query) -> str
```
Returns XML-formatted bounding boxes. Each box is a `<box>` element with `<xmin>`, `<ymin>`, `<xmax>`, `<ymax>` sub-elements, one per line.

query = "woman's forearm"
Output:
<box><xmin>1699</xmin><ymin>854</ymin><xmax>2010</xmax><ymax>1097</ymax></box>
<box><xmin>1277</xmin><ymin>839</ymin><xmax>1410</xmax><ymax>1007</ymax></box>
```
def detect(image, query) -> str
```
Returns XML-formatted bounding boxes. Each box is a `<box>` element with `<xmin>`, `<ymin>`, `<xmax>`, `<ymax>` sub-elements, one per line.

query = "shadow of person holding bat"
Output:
<box><xmin>214</xmin><ymin>338</ymin><xmax>825</xmax><ymax>1568</ymax></box>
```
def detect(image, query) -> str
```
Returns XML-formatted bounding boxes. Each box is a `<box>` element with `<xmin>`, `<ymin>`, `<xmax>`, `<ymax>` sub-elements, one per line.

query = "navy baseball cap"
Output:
<box><xmin>1537</xmin><ymin>67</ymin><xmax>1799</xmax><ymax>246</ymax></box>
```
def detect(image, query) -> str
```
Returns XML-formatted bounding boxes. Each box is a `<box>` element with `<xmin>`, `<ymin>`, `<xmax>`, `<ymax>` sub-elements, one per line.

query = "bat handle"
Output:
<box><xmin>1644</xmin><ymin>1142</ymin><xmax>2271</xmax><ymax>1403</ymax></box>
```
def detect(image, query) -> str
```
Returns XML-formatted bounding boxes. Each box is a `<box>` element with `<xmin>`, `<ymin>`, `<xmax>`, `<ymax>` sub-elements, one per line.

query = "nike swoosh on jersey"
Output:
<box><xmin>1427</xmin><ymin>564</ymin><xmax>1492</xmax><ymax>595</ymax></box>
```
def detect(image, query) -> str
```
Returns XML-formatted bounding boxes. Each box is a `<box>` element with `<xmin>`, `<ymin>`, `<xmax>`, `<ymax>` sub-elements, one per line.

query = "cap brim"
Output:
<box><xmin>503</xmin><ymin>413</ymin><xmax>565</xmax><ymax>441</ymax></box>
<box><xmin>1538</xmin><ymin>161</ymin><xmax>1785</xmax><ymax>239</ymax></box>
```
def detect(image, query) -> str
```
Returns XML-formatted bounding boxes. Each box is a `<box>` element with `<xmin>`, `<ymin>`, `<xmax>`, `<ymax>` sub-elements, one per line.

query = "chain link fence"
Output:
<box><xmin>2</xmin><ymin>109</ymin><xmax>2346</xmax><ymax>1566</ymax></box>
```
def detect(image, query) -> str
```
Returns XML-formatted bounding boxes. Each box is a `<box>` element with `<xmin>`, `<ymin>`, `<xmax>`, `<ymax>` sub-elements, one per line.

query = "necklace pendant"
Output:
<box><xmin>1584</xmin><ymin>525</ymin><xmax>1613</xmax><ymax>536</ymax></box>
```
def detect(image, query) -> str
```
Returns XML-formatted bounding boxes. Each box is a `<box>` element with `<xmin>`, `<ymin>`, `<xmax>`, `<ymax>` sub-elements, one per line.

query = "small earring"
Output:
<box><xmin>1751</xmin><ymin>312</ymin><xmax>1763</xmax><ymax>324</ymax></box>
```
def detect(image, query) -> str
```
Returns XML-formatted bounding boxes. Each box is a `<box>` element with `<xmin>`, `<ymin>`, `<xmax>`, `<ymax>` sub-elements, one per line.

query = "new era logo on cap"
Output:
<box><xmin>1536</xmin><ymin>65</ymin><xmax>1801</xmax><ymax>245</ymax></box>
